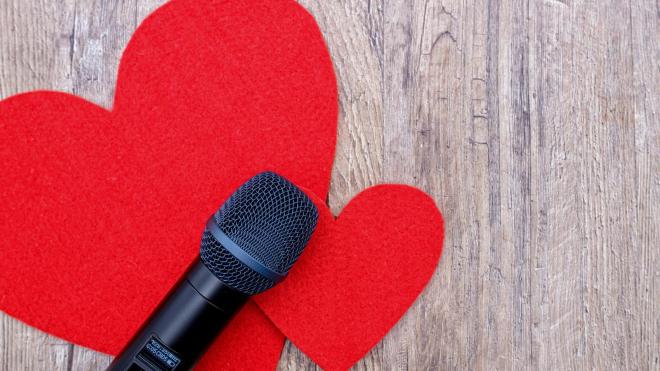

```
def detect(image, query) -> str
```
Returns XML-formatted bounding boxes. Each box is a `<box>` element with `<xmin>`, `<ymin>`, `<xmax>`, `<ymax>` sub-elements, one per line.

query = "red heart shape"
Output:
<box><xmin>256</xmin><ymin>186</ymin><xmax>444</xmax><ymax>370</ymax></box>
<box><xmin>0</xmin><ymin>0</ymin><xmax>336</xmax><ymax>369</ymax></box>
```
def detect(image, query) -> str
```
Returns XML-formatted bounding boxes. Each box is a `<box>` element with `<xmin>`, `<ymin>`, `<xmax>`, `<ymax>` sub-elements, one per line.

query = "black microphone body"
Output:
<box><xmin>107</xmin><ymin>258</ymin><xmax>248</xmax><ymax>371</ymax></box>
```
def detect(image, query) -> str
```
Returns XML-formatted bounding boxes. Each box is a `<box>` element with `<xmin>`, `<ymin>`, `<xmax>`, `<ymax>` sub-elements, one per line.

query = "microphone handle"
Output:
<box><xmin>107</xmin><ymin>258</ymin><xmax>249</xmax><ymax>371</ymax></box>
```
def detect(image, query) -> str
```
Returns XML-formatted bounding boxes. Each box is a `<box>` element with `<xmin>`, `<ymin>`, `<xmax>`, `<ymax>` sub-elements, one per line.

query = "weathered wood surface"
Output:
<box><xmin>1</xmin><ymin>0</ymin><xmax>658</xmax><ymax>370</ymax></box>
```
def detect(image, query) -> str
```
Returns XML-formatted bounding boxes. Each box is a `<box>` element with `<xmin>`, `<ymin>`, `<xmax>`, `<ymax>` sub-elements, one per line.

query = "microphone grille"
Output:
<box><xmin>200</xmin><ymin>171</ymin><xmax>318</xmax><ymax>295</ymax></box>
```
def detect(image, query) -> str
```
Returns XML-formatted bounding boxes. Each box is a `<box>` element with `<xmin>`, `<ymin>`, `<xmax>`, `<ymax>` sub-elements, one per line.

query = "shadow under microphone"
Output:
<box><xmin>107</xmin><ymin>171</ymin><xmax>318</xmax><ymax>371</ymax></box>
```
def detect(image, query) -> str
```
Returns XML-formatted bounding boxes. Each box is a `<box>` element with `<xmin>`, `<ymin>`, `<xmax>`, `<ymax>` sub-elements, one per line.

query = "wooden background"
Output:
<box><xmin>1</xmin><ymin>0</ymin><xmax>658</xmax><ymax>370</ymax></box>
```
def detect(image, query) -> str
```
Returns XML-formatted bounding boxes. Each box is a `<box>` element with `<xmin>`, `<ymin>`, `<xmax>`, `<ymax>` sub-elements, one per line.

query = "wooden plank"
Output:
<box><xmin>1</xmin><ymin>0</ymin><xmax>80</xmax><ymax>369</ymax></box>
<box><xmin>1</xmin><ymin>0</ymin><xmax>658</xmax><ymax>370</ymax></box>
<box><xmin>527</xmin><ymin>0</ymin><xmax>588</xmax><ymax>369</ymax></box>
<box><xmin>0</xmin><ymin>0</ymin><xmax>163</xmax><ymax>369</ymax></box>
<box><xmin>0</xmin><ymin>316</ymin><xmax>70</xmax><ymax>371</ymax></box>
<box><xmin>279</xmin><ymin>1</ymin><xmax>385</xmax><ymax>369</ymax></box>
<box><xmin>381</xmin><ymin>1</ymin><xmax>480</xmax><ymax>369</ymax></box>
<box><xmin>67</xmin><ymin>1</ymin><xmax>166</xmax><ymax>368</ymax></box>
<box><xmin>67</xmin><ymin>0</ymin><xmax>142</xmax><ymax>107</ymax></box>
<box><xmin>630</xmin><ymin>0</ymin><xmax>660</xmax><ymax>369</ymax></box>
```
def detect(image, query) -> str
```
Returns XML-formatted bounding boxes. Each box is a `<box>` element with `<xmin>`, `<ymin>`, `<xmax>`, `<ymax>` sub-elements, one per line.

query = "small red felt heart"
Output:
<box><xmin>256</xmin><ymin>186</ymin><xmax>444</xmax><ymax>370</ymax></box>
<box><xmin>0</xmin><ymin>0</ymin><xmax>336</xmax><ymax>369</ymax></box>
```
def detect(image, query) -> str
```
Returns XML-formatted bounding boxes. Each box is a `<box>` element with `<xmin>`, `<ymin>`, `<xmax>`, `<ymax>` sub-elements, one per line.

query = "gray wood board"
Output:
<box><xmin>1</xmin><ymin>0</ymin><xmax>658</xmax><ymax>370</ymax></box>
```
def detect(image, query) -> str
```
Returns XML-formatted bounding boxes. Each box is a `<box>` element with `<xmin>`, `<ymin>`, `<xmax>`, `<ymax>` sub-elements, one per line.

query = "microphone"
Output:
<box><xmin>107</xmin><ymin>171</ymin><xmax>318</xmax><ymax>371</ymax></box>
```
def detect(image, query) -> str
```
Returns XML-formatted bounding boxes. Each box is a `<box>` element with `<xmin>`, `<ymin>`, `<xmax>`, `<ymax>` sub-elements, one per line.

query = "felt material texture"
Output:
<box><xmin>0</xmin><ymin>0</ymin><xmax>446</xmax><ymax>370</ymax></box>
<box><xmin>0</xmin><ymin>0</ymin><xmax>336</xmax><ymax>369</ymax></box>
<box><xmin>256</xmin><ymin>185</ymin><xmax>445</xmax><ymax>370</ymax></box>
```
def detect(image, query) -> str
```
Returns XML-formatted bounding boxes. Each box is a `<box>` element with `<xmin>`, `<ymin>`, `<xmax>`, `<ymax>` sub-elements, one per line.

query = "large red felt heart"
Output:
<box><xmin>256</xmin><ymin>186</ymin><xmax>444</xmax><ymax>370</ymax></box>
<box><xmin>0</xmin><ymin>0</ymin><xmax>336</xmax><ymax>369</ymax></box>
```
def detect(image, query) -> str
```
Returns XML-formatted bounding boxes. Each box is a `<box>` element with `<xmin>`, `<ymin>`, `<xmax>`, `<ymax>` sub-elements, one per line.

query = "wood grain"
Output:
<box><xmin>1</xmin><ymin>0</ymin><xmax>658</xmax><ymax>370</ymax></box>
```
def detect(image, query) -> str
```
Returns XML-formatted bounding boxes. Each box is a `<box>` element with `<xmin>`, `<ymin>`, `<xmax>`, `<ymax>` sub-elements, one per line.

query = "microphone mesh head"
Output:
<box><xmin>200</xmin><ymin>171</ymin><xmax>318</xmax><ymax>295</ymax></box>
